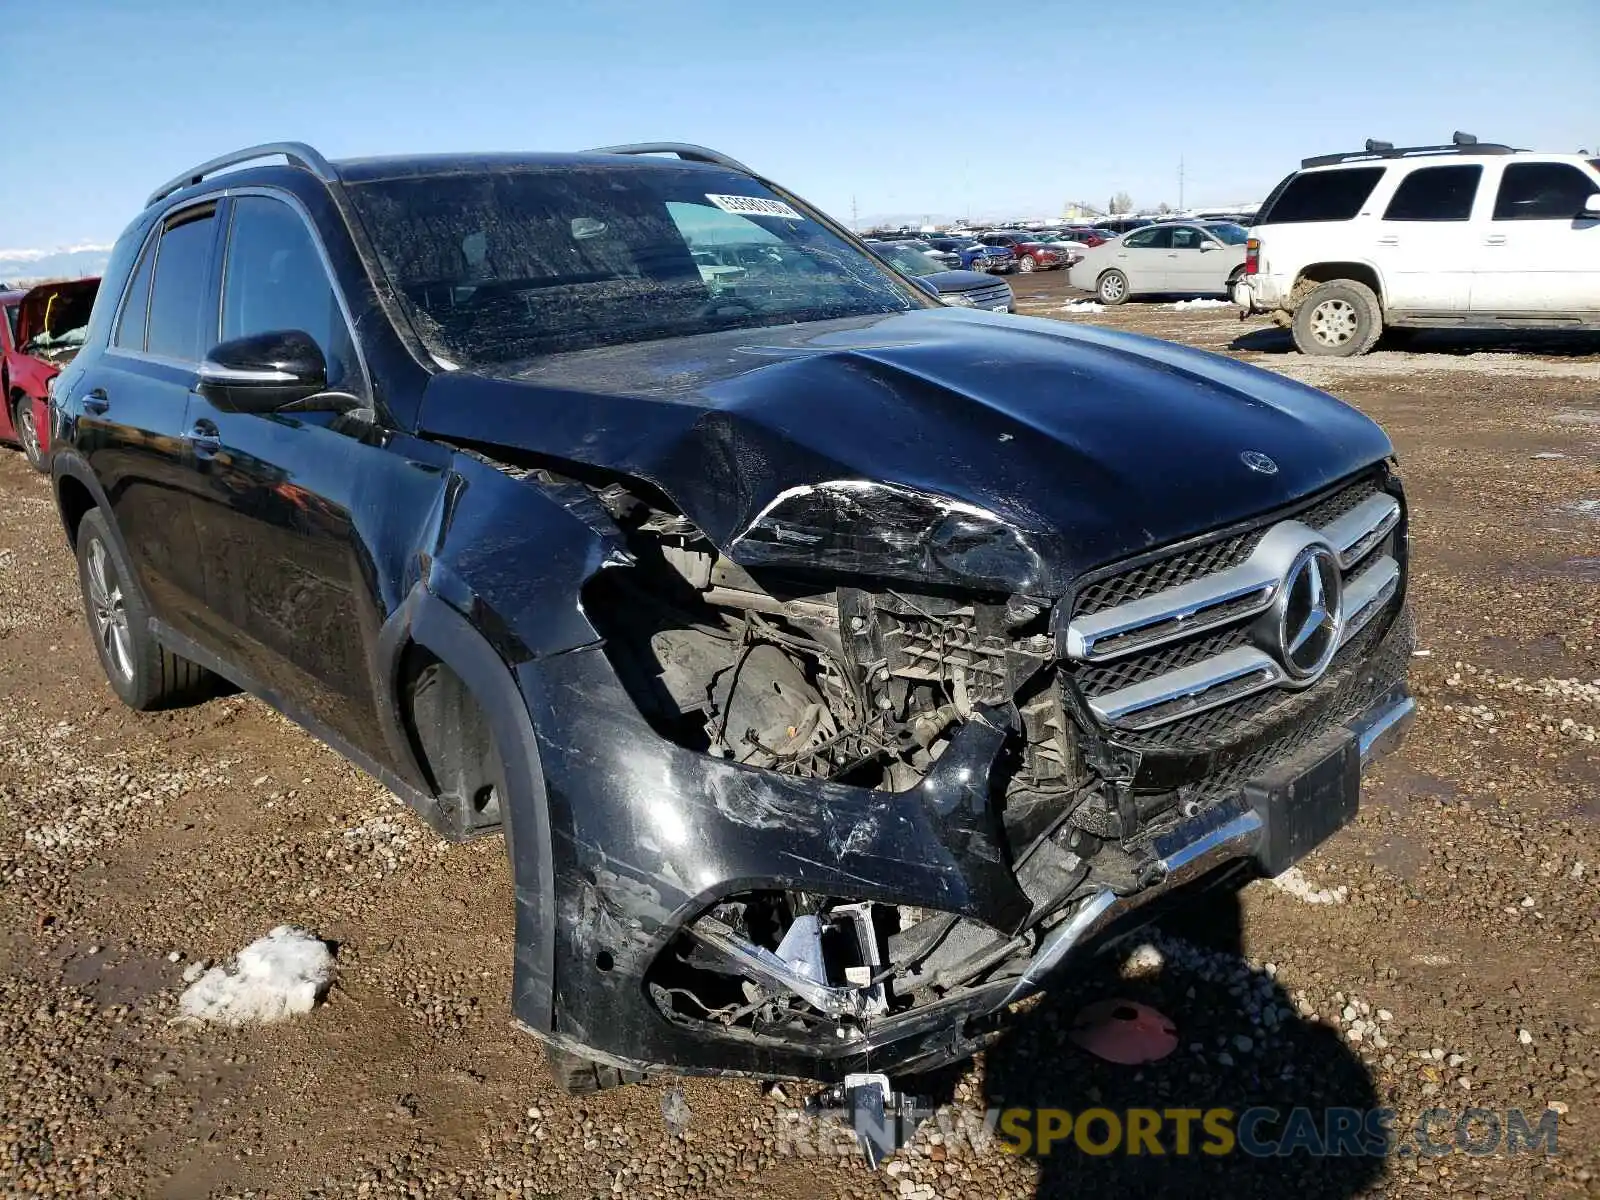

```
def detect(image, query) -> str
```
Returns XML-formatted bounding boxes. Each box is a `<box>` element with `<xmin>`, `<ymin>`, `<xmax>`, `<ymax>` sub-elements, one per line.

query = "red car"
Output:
<box><xmin>978</xmin><ymin>231</ymin><xmax>1067</xmax><ymax>273</ymax></box>
<box><xmin>1064</xmin><ymin>226</ymin><xmax>1115</xmax><ymax>248</ymax></box>
<box><xmin>1</xmin><ymin>277</ymin><xmax>99</xmax><ymax>470</ymax></box>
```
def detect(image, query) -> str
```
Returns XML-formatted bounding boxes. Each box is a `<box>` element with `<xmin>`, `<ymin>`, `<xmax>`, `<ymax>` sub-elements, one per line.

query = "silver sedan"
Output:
<box><xmin>1066</xmin><ymin>222</ymin><xmax>1249</xmax><ymax>305</ymax></box>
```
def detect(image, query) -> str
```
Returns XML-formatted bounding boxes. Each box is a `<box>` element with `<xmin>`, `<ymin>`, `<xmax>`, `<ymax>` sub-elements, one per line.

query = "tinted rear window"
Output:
<box><xmin>1493</xmin><ymin>162</ymin><xmax>1599</xmax><ymax>220</ymax></box>
<box><xmin>146</xmin><ymin>209</ymin><xmax>217</xmax><ymax>361</ymax></box>
<box><xmin>1382</xmin><ymin>165</ymin><xmax>1482</xmax><ymax>221</ymax></box>
<box><xmin>114</xmin><ymin>234</ymin><xmax>158</xmax><ymax>351</ymax></box>
<box><xmin>1258</xmin><ymin>167</ymin><xmax>1385</xmax><ymax>224</ymax></box>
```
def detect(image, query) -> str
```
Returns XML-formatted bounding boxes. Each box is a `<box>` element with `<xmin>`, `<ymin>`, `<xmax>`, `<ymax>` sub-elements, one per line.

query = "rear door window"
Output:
<box><xmin>145</xmin><ymin>207</ymin><xmax>218</xmax><ymax>362</ymax></box>
<box><xmin>1493</xmin><ymin>162</ymin><xmax>1598</xmax><ymax>220</ymax></box>
<box><xmin>1259</xmin><ymin>167</ymin><xmax>1385</xmax><ymax>223</ymax></box>
<box><xmin>114</xmin><ymin>233</ymin><xmax>158</xmax><ymax>351</ymax></box>
<box><xmin>1382</xmin><ymin>165</ymin><xmax>1482</xmax><ymax>221</ymax></box>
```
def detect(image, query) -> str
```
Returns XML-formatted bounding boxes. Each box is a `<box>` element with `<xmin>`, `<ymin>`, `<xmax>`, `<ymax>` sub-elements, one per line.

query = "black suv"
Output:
<box><xmin>51</xmin><ymin>141</ymin><xmax>1414</xmax><ymax>1097</ymax></box>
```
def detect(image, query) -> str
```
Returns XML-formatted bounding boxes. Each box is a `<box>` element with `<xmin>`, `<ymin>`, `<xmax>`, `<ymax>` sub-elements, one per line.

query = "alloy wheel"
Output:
<box><xmin>14</xmin><ymin>401</ymin><xmax>40</xmax><ymax>467</ymax></box>
<box><xmin>86</xmin><ymin>537</ymin><xmax>134</xmax><ymax>681</ymax></box>
<box><xmin>1309</xmin><ymin>298</ymin><xmax>1359</xmax><ymax>347</ymax></box>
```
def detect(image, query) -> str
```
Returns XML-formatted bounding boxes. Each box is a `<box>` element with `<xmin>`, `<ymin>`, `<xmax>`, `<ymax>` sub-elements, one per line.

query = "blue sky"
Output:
<box><xmin>3</xmin><ymin>0</ymin><xmax>1596</xmax><ymax>251</ymax></box>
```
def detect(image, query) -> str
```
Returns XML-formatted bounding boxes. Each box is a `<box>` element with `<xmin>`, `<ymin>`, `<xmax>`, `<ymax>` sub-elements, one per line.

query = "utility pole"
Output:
<box><xmin>851</xmin><ymin>194</ymin><xmax>859</xmax><ymax>231</ymax></box>
<box><xmin>1178</xmin><ymin>156</ymin><xmax>1185</xmax><ymax>210</ymax></box>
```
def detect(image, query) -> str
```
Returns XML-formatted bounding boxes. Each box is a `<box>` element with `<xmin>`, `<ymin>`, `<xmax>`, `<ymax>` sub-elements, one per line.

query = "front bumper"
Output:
<box><xmin>513</xmin><ymin>617</ymin><xmax>1415</xmax><ymax>1084</ymax></box>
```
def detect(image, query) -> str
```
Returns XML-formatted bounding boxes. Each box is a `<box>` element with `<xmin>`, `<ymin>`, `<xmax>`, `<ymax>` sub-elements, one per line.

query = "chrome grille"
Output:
<box><xmin>965</xmin><ymin>283</ymin><xmax>1012</xmax><ymax>308</ymax></box>
<box><xmin>1075</xmin><ymin>477</ymin><xmax>1380</xmax><ymax>617</ymax></box>
<box><xmin>1064</xmin><ymin>474</ymin><xmax>1403</xmax><ymax>747</ymax></box>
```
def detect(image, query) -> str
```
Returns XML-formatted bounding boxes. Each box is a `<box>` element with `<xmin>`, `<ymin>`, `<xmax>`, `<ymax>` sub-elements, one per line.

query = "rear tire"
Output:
<box><xmin>1097</xmin><ymin>269</ymin><xmax>1130</xmax><ymax>305</ymax></box>
<box><xmin>12</xmin><ymin>394</ymin><xmax>44</xmax><ymax>472</ymax></box>
<box><xmin>1018</xmin><ymin>254</ymin><xmax>1037</xmax><ymax>273</ymax></box>
<box><xmin>544</xmin><ymin>1044</ymin><xmax>645</xmax><ymax>1095</ymax></box>
<box><xmin>1291</xmin><ymin>280</ymin><xmax>1383</xmax><ymax>357</ymax></box>
<box><xmin>74</xmin><ymin>509</ymin><xmax>215</xmax><ymax>710</ymax></box>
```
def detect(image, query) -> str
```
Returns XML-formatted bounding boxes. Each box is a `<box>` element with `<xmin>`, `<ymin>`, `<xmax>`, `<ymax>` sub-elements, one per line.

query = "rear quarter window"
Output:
<box><xmin>1258</xmin><ymin>167</ymin><xmax>1386</xmax><ymax>224</ymax></box>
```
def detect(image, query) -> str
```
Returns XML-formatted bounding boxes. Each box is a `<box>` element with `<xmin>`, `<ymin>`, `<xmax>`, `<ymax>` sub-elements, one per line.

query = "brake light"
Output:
<box><xmin>1245</xmin><ymin>238</ymin><xmax>1260</xmax><ymax>276</ymax></box>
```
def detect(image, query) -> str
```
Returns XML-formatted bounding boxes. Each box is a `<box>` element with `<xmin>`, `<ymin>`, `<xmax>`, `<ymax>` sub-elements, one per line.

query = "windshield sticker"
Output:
<box><xmin>705</xmin><ymin>194</ymin><xmax>805</xmax><ymax>221</ymax></box>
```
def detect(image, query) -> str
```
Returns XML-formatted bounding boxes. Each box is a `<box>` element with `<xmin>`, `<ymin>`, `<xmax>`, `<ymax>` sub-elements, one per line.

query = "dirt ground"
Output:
<box><xmin>1</xmin><ymin>273</ymin><xmax>1597</xmax><ymax>1199</ymax></box>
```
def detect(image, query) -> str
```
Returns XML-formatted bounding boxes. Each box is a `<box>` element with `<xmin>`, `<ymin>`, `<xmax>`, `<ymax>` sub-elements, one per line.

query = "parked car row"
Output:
<box><xmin>863</xmin><ymin>240</ymin><xmax>1015</xmax><ymax>311</ymax></box>
<box><xmin>1067</xmin><ymin>220</ymin><xmax>1250</xmax><ymax>304</ymax></box>
<box><xmin>863</xmin><ymin>226</ymin><xmax>1118</xmax><ymax>274</ymax></box>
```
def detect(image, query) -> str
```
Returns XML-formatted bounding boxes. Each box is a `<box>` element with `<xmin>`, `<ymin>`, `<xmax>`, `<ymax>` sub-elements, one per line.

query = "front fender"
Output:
<box><xmin>377</xmin><ymin>582</ymin><xmax>559</xmax><ymax>1033</ymax></box>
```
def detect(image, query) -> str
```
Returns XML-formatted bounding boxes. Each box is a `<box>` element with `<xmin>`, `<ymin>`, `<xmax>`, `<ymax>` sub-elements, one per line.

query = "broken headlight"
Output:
<box><xmin>730</xmin><ymin>480</ymin><xmax>1046</xmax><ymax>593</ymax></box>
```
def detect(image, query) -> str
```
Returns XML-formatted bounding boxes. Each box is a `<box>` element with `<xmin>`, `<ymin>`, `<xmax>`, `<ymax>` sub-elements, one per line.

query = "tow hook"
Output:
<box><xmin>805</xmin><ymin>1073</ymin><xmax>932</xmax><ymax>1167</ymax></box>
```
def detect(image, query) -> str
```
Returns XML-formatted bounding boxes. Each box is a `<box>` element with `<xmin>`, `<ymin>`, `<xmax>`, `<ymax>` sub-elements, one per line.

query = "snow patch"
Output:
<box><xmin>1060</xmin><ymin>300</ymin><xmax>1105</xmax><ymax>314</ymax></box>
<box><xmin>1269</xmin><ymin>866</ymin><xmax>1349</xmax><ymax>905</ymax></box>
<box><xmin>1166</xmin><ymin>298</ymin><xmax>1232</xmax><ymax>310</ymax></box>
<box><xmin>176</xmin><ymin>926</ymin><xmax>335</xmax><ymax>1026</ymax></box>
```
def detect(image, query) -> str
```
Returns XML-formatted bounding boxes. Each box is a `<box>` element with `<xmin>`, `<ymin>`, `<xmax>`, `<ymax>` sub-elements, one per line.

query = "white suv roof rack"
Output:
<box><xmin>1301</xmin><ymin>131</ymin><xmax>1519</xmax><ymax>170</ymax></box>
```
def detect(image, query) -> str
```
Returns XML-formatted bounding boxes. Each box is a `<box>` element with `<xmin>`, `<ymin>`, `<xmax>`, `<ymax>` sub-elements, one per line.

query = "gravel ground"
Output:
<box><xmin>1</xmin><ymin>279</ymin><xmax>1596</xmax><ymax>1198</ymax></box>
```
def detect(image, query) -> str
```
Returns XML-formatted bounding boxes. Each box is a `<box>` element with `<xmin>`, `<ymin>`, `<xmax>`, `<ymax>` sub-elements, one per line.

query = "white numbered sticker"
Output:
<box><xmin>705</xmin><ymin>193</ymin><xmax>805</xmax><ymax>220</ymax></box>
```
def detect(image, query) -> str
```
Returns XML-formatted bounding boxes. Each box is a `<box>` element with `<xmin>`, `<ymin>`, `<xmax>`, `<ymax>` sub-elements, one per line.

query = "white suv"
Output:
<box><xmin>1236</xmin><ymin>134</ymin><xmax>1600</xmax><ymax>355</ymax></box>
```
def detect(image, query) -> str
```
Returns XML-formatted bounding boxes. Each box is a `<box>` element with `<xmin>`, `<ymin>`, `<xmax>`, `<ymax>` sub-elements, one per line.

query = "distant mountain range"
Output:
<box><xmin>0</xmin><ymin>245</ymin><xmax>113</xmax><ymax>287</ymax></box>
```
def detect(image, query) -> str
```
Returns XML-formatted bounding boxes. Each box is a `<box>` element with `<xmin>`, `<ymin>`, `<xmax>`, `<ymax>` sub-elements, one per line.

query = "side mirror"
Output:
<box><xmin>1584</xmin><ymin>193</ymin><xmax>1600</xmax><ymax>215</ymax></box>
<box><xmin>908</xmin><ymin>275</ymin><xmax>940</xmax><ymax>298</ymax></box>
<box><xmin>198</xmin><ymin>330</ymin><xmax>328</xmax><ymax>414</ymax></box>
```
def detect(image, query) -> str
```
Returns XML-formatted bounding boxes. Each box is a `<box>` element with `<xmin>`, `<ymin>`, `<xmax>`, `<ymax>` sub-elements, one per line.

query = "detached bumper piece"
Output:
<box><xmin>805</xmin><ymin>1074</ymin><xmax>934</xmax><ymax>1167</ymax></box>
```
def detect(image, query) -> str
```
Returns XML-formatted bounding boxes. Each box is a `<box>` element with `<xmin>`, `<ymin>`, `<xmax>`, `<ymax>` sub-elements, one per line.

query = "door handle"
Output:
<box><xmin>1483</xmin><ymin>234</ymin><xmax>1507</xmax><ymax>246</ymax></box>
<box><xmin>82</xmin><ymin>388</ymin><xmax>110</xmax><ymax>415</ymax></box>
<box><xmin>1376</xmin><ymin>235</ymin><xmax>1399</xmax><ymax>247</ymax></box>
<box><xmin>186</xmin><ymin>421</ymin><xmax>223</xmax><ymax>459</ymax></box>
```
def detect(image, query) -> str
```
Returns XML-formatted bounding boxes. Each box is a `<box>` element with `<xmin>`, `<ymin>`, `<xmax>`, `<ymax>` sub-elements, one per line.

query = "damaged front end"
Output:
<box><xmin>520</xmin><ymin>463</ymin><xmax>1412</xmax><ymax>1089</ymax></box>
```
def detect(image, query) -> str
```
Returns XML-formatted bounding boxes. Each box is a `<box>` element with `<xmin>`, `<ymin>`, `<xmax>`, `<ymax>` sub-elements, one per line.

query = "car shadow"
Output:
<box><xmin>980</xmin><ymin>889</ymin><xmax>1385</xmax><ymax>1200</ymax></box>
<box><xmin>1232</xmin><ymin>324</ymin><xmax>1600</xmax><ymax>357</ymax></box>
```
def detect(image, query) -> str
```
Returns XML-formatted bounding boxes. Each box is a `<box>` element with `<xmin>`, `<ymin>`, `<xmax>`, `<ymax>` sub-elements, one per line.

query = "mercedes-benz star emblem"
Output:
<box><xmin>1276</xmin><ymin>546</ymin><xmax>1342</xmax><ymax>679</ymax></box>
<box><xmin>1240</xmin><ymin>450</ymin><xmax>1278</xmax><ymax>475</ymax></box>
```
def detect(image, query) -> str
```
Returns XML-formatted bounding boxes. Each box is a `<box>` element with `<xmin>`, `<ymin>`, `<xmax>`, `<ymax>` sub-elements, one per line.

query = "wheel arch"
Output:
<box><xmin>1293</xmin><ymin>262</ymin><xmax>1386</xmax><ymax>310</ymax></box>
<box><xmin>51</xmin><ymin>451</ymin><xmax>115</xmax><ymax>550</ymax></box>
<box><xmin>377</xmin><ymin>583</ymin><xmax>558</xmax><ymax>1031</ymax></box>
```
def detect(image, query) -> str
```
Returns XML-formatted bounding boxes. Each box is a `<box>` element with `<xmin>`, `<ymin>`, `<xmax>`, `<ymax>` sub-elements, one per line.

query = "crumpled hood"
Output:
<box><xmin>417</xmin><ymin>308</ymin><xmax>1392</xmax><ymax>594</ymax></box>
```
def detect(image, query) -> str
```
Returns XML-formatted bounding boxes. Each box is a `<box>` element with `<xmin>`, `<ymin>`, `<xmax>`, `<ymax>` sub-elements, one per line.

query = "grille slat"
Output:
<box><xmin>1066</xmin><ymin>473</ymin><xmax>1401</xmax><ymax>753</ymax></box>
<box><xmin>1075</xmin><ymin>477</ymin><xmax>1380</xmax><ymax>617</ymax></box>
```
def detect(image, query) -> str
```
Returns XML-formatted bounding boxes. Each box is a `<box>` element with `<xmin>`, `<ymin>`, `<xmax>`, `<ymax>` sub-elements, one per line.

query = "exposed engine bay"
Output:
<box><xmin>582</xmin><ymin>480</ymin><xmax>1164</xmax><ymax>1048</ymax></box>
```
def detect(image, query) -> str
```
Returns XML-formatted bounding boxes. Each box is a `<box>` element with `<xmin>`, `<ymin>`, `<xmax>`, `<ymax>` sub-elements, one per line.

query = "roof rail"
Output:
<box><xmin>146</xmin><ymin>141</ymin><xmax>337</xmax><ymax>208</ymax></box>
<box><xmin>1301</xmin><ymin>131</ymin><xmax>1517</xmax><ymax>169</ymax></box>
<box><xmin>586</xmin><ymin>142</ymin><xmax>758</xmax><ymax>176</ymax></box>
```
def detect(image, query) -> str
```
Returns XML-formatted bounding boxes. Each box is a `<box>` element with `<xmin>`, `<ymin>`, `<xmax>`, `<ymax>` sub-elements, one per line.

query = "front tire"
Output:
<box><xmin>12</xmin><ymin>395</ymin><xmax>44</xmax><ymax>472</ymax></box>
<box><xmin>1097</xmin><ymin>269</ymin><xmax>1130</xmax><ymax>305</ymax></box>
<box><xmin>1018</xmin><ymin>254</ymin><xmax>1037</xmax><ymax>273</ymax></box>
<box><xmin>1292</xmin><ymin>280</ymin><xmax>1383</xmax><ymax>357</ymax></box>
<box><xmin>74</xmin><ymin>509</ymin><xmax>214</xmax><ymax>710</ymax></box>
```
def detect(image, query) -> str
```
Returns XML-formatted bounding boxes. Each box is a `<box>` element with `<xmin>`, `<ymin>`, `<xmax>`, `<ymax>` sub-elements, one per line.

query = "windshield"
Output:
<box><xmin>1205</xmin><ymin>223</ymin><xmax>1250</xmax><ymax>244</ymax></box>
<box><xmin>872</xmin><ymin>243</ymin><xmax>944</xmax><ymax>278</ymax></box>
<box><xmin>346</xmin><ymin>164</ymin><xmax>924</xmax><ymax>365</ymax></box>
